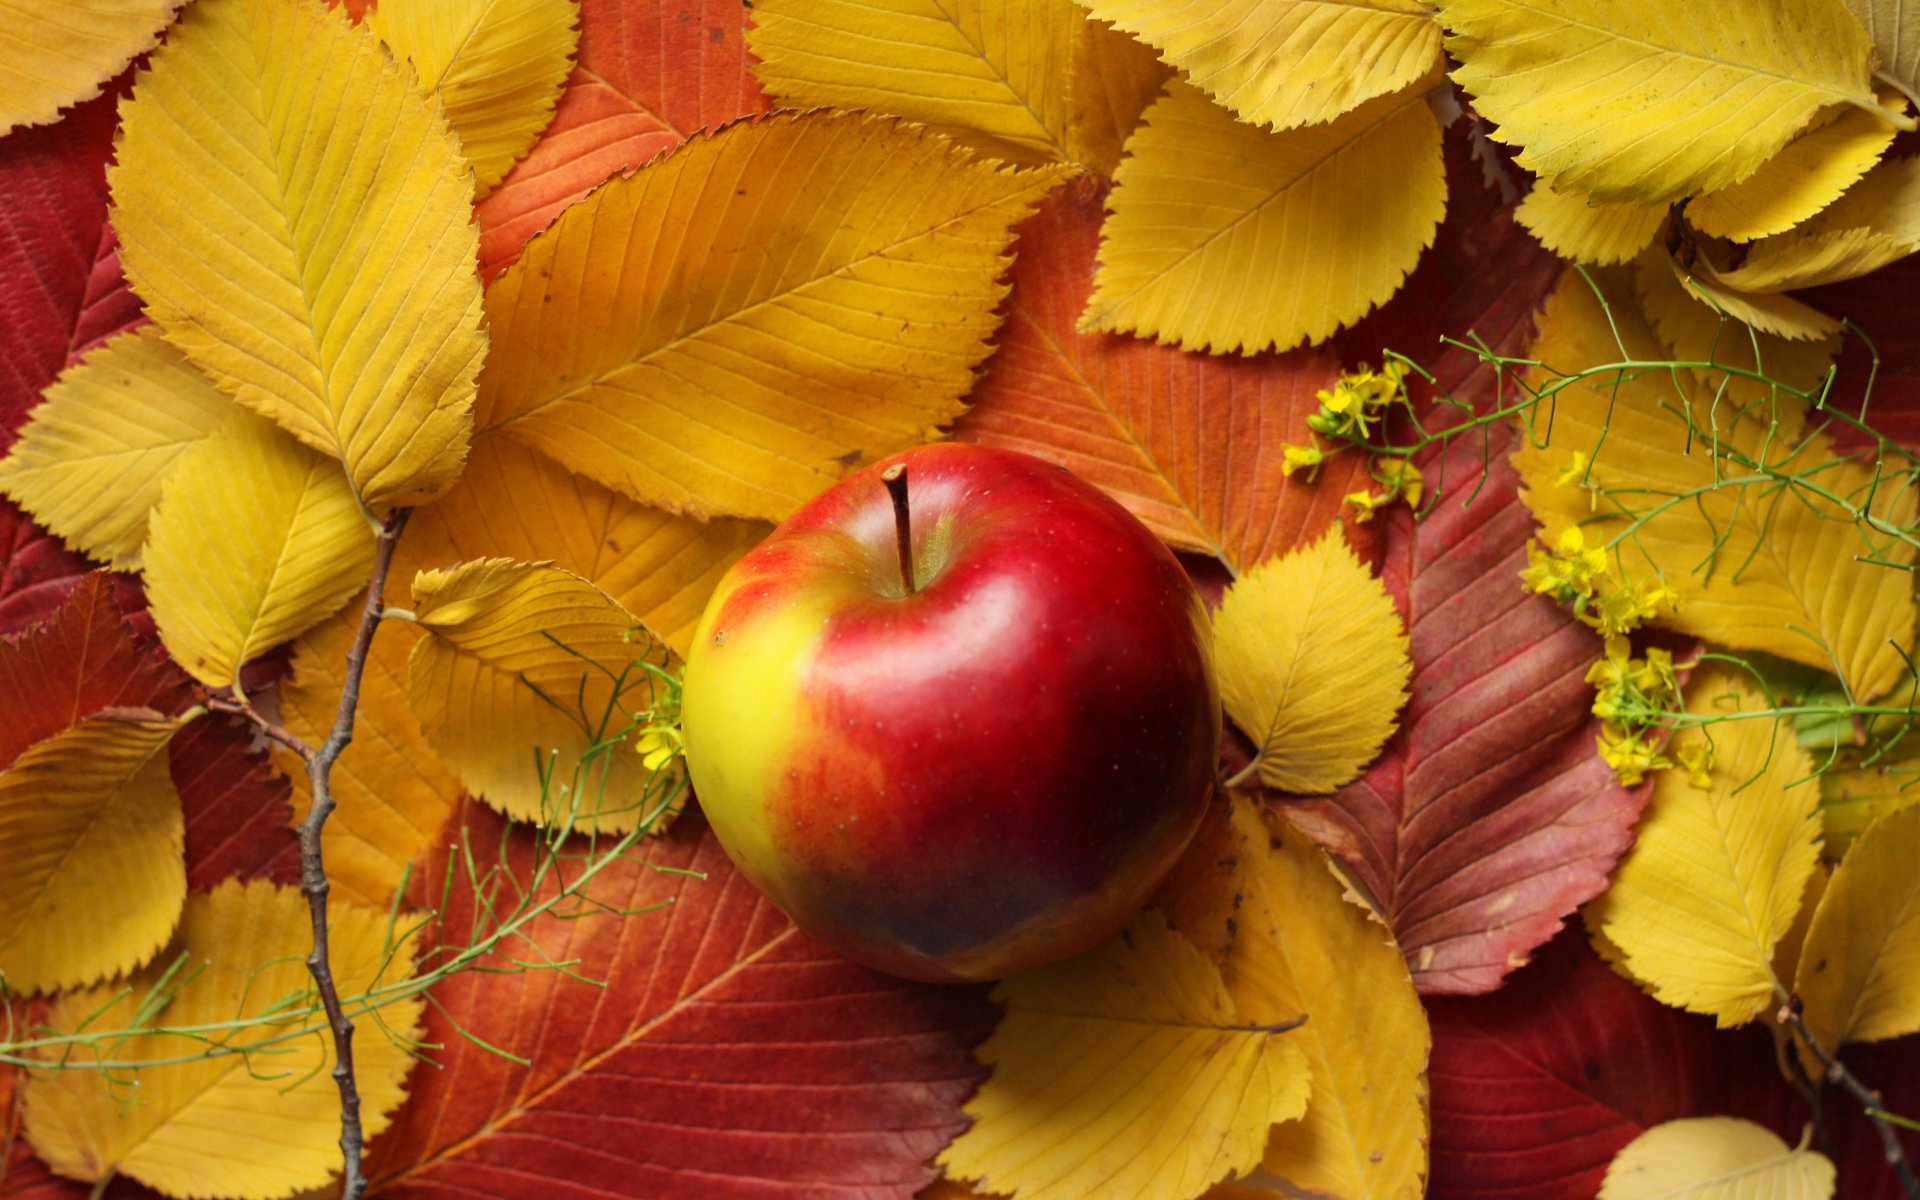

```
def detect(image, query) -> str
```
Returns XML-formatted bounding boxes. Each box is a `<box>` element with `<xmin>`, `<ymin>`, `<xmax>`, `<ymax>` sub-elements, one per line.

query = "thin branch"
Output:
<box><xmin>1781</xmin><ymin>999</ymin><xmax>1920</xmax><ymax>1199</ymax></box>
<box><xmin>220</xmin><ymin>510</ymin><xmax>412</xmax><ymax>1200</ymax></box>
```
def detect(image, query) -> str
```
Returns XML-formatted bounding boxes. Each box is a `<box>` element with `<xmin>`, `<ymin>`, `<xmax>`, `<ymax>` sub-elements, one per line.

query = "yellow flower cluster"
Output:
<box><xmin>1280</xmin><ymin>363</ymin><xmax>1423</xmax><ymax>521</ymax></box>
<box><xmin>636</xmin><ymin>721</ymin><xmax>684</xmax><ymax>771</ymax></box>
<box><xmin>1519</xmin><ymin>527</ymin><xmax>1679</xmax><ymax>637</ymax></box>
<box><xmin>1585</xmin><ymin>636</ymin><xmax>1683</xmax><ymax>786</ymax></box>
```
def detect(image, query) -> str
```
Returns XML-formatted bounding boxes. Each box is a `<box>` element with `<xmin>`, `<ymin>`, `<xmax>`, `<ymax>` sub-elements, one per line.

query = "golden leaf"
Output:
<box><xmin>1674</xmin><ymin>259</ymin><xmax>1844</xmax><ymax>341</ymax></box>
<box><xmin>1211</xmin><ymin>529</ymin><xmax>1411</xmax><ymax>794</ymax></box>
<box><xmin>0</xmin><ymin>0</ymin><xmax>182</xmax><ymax>134</ymax></box>
<box><xmin>1630</xmin><ymin>250</ymin><xmax>1839</xmax><ymax>411</ymax></box>
<box><xmin>406</xmin><ymin>436</ymin><xmax>765</xmax><ymax>657</ymax></box>
<box><xmin>1713</xmin><ymin>226</ymin><xmax>1916</xmax><ymax>292</ymax></box>
<box><xmin>479</xmin><ymin>112</ymin><xmax>1068</xmax><ymax>521</ymax></box>
<box><xmin>0</xmin><ymin>712</ymin><xmax>182</xmax><ymax>995</ymax></box>
<box><xmin>1080</xmin><ymin>0</ymin><xmax>1439</xmax><ymax>131</ymax></box>
<box><xmin>109</xmin><ymin>0</ymin><xmax>487</xmax><ymax>507</ymax></box>
<box><xmin>1798</xmin><ymin>153</ymin><xmax>1920</xmax><ymax>238</ymax></box>
<box><xmin>1513</xmin><ymin>271</ymin><xmax>1914</xmax><ymax>700</ymax></box>
<box><xmin>0</xmin><ymin>327</ymin><xmax>230</xmax><ymax>570</ymax></box>
<box><xmin>23</xmin><ymin>880</ymin><xmax>422</xmax><ymax>1200</ymax></box>
<box><xmin>939</xmin><ymin>909</ymin><xmax>1311</xmax><ymax>1200</ymax></box>
<box><xmin>408</xmin><ymin>558</ymin><xmax>678</xmax><ymax>832</ymax></box>
<box><xmin>1515</xmin><ymin>182</ymin><xmax>1667</xmax><ymax>266</ymax></box>
<box><xmin>1225</xmin><ymin>803</ymin><xmax>1429</xmax><ymax>1198</ymax></box>
<box><xmin>368</xmin><ymin>0</ymin><xmax>580</xmax><ymax>194</ymax></box>
<box><xmin>1599</xmin><ymin>1118</ymin><xmax>1835</xmax><ymax>1200</ymax></box>
<box><xmin>144</xmin><ymin>411</ymin><xmax>375</xmax><ymax>689</ymax></box>
<box><xmin>1819</xmin><ymin>765</ymin><xmax>1918</xmax><ymax>858</ymax></box>
<box><xmin>1439</xmin><ymin>0</ymin><xmax>1888</xmax><ymax>203</ymax></box>
<box><xmin>1795</xmin><ymin>803</ymin><xmax>1920</xmax><ymax>1055</ymax></box>
<box><xmin>1593</xmin><ymin>669</ymin><xmax>1822</xmax><ymax>1027</ymax></box>
<box><xmin>1687</xmin><ymin>103</ymin><xmax>1899</xmax><ymax>242</ymax></box>
<box><xmin>1082</xmin><ymin>76</ymin><xmax>1445</xmax><ymax>354</ymax></box>
<box><xmin>748</xmin><ymin>0</ymin><xmax>1078</xmax><ymax>165</ymax></box>
<box><xmin>1842</xmin><ymin>0</ymin><xmax>1920</xmax><ymax>108</ymax></box>
<box><xmin>272</xmin><ymin>608</ymin><xmax>457</xmax><ymax>908</ymax></box>
<box><xmin>1066</xmin><ymin>16</ymin><xmax>1175</xmax><ymax>176</ymax></box>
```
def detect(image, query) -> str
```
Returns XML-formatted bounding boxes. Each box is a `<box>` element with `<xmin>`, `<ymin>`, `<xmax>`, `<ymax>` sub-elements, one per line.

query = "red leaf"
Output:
<box><xmin>0</xmin><ymin>574</ymin><xmax>188</xmax><ymax>768</ymax></box>
<box><xmin>952</xmin><ymin>178</ymin><xmax>1378</xmax><ymax>573</ymax></box>
<box><xmin>0</xmin><ymin>88</ymin><xmax>143</xmax><ymax>448</ymax></box>
<box><xmin>1274</xmin><ymin>402</ymin><xmax>1645</xmax><ymax>996</ymax></box>
<box><xmin>365</xmin><ymin>805</ymin><xmax>992</xmax><ymax>1199</ymax></box>
<box><xmin>1803</xmin><ymin>256</ymin><xmax>1920</xmax><ymax>452</ymax></box>
<box><xmin>474</xmin><ymin>0</ymin><xmax>772</xmax><ymax>280</ymax></box>
<box><xmin>0</xmin><ymin>501</ymin><xmax>96</xmax><ymax>639</ymax></box>
<box><xmin>173</xmin><ymin>716</ymin><xmax>301</xmax><ymax>891</ymax></box>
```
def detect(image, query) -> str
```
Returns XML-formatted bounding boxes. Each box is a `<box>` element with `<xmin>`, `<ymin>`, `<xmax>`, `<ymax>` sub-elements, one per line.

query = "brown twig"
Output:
<box><xmin>1781</xmin><ymin>998</ymin><xmax>1920</xmax><ymax>1199</ymax></box>
<box><xmin>218</xmin><ymin>508</ymin><xmax>410</xmax><ymax>1200</ymax></box>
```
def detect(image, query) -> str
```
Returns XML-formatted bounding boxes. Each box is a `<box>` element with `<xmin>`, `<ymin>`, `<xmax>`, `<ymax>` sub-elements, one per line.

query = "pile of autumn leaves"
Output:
<box><xmin>2</xmin><ymin>0</ymin><xmax>1920</xmax><ymax>1196</ymax></box>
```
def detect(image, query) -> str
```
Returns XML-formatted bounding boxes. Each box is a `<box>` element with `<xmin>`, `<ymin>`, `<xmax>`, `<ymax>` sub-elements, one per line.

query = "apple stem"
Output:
<box><xmin>882</xmin><ymin>463</ymin><xmax>915</xmax><ymax>595</ymax></box>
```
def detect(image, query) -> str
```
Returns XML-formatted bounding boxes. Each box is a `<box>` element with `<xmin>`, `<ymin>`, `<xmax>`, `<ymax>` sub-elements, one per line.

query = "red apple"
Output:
<box><xmin>679</xmin><ymin>444</ymin><xmax>1219</xmax><ymax>983</ymax></box>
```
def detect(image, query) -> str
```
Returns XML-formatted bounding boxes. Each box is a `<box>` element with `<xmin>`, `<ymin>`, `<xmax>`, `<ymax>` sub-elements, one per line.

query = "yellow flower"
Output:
<box><xmin>1596</xmin><ymin>722</ymin><xmax>1670</xmax><ymax>787</ymax></box>
<box><xmin>1281</xmin><ymin>441</ymin><xmax>1326</xmax><ymax>478</ymax></box>
<box><xmin>1378</xmin><ymin>458</ymin><xmax>1423</xmax><ymax>510</ymax></box>
<box><xmin>1344</xmin><ymin>488</ymin><xmax>1389</xmax><ymax>522</ymax></box>
<box><xmin>1307</xmin><ymin>363</ymin><xmax>1409</xmax><ymax>439</ymax></box>
<box><xmin>636</xmin><ymin>723</ymin><xmax>683</xmax><ymax>771</ymax></box>
<box><xmin>1555</xmin><ymin>451</ymin><xmax>1591</xmax><ymax>490</ymax></box>
<box><xmin>1676</xmin><ymin>739</ymin><xmax>1715</xmax><ymax>789</ymax></box>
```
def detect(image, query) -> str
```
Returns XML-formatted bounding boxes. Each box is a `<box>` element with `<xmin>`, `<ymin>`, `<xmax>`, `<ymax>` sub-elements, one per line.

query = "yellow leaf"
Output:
<box><xmin>406</xmin><ymin>436</ymin><xmax>766</xmax><ymax>657</ymax></box>
<box><xmin>1796</xmin><ymin>803</ymin><xmax>1920</xmax><ymax>1054</ymax></box>
<box><xmin>1820</xmin><ymin>764</ymin><xmax>1918</xmax><ymax>858</ymax></box>
<box><xmin>368</xmin><ymin>0</ymin><xmax>580</xmax><ymax>195</ymax></box>
<box><xmin>1599</xmin><ymin>1117</ymin><xmax>1835</xmax><ymax>1200</ymax></box>
<box><xmin>940</xmin><ymin>908</ymin><xmax>1309</xmax><ymax>1200</ymax></box>
<box><xmin>1675</xmin><ymin>259</ymin><xmax>1844</xmax><ymax>341</ymax></box>
<box><xmin>1713</xmin><ymin>226</ymin><xmax>1916</xmax><ymax>292</ymax></box>
<box><xmin>0</xmin><ymin>327</ymin><xmax>231</xmax><ymax>571</ymax></box>
<box><xmin>1083</xmin><ymin>76</ymin><xmax>1445</xmax><ymax>354</ymax></box>
<box><xmin>1842</xmin><ymin>0</ymin><xmax>1920</xmax><ymax>109</ymax></box>
<box><xmin>144</xmin><ymin>411</ymin><xmax>375</xmax><ymax>689</ymax></box>
<box><xmin>748</xmin><ymin>0</ymin><xmax>1075</xmax><ymax>164</ymax></box>
<box><xmin>1066</xmin><ymin>17</ymin><xmax>1174</xmax><ymax>177</ymax></box>
<box><xmin>0</xmin><ymin>0</ymin><xmax>182</xmax><ymax>134</ymax></box>
<box><xmin>109</xmin><ymin>0</ymin><xmax>487</xmax><ymax>508</ymax></box>
<box><xmin>479</xmin><ymin>112</ymin><xmax>1068</xmax><ymax>522</ymax></box>
<box><xmin>1512</xmin><ymin>271</ymin><xmax>1913</xmax><ymax>700</ymax></box>
<box><xmin>1516</xmin><ymin>181</ymin><xmax>1668</xmax><ymax>266</ymax></box>
<box><xmin>272</xmin><ymin>608</ymin><xmax>457</xmax><ymax>908</ymax></box>
<box><xmin>1687</xmin><ymin>103</ymin><xmax>1899</xmax><ymax>242</ymax></box>
<box><xmin>1594</xmin><ymin>669</ymin><xmax>1822</xmax><ymax>1027</ymax></box>
<box><xmin>1630</xmin><ymin>249</ymin><xmax>1840</xmax><ymax>411</ymax></box>
<box><xmin>1223</xmin><ymin>802</ymin><xmax>1429</xmax><ymax>1199</ymax></box>
<box><xmin>1439</xmin><ymin>0</ymin><xmax>1888</xmax><ymax>203</ymax></box>
<box><xmin>408</xmin><ymin>558</ymin><xmax>679</xmax><ymax>832</ymax></box>
<box><xmin>22</xmin><ymin>879</ymin><xmax>421</xmax><ymax>1200</ymax></box>
<box><xmin>1080</xmin><ymin>0</ymin><xmax>1440</xmax><ymax>131</ymax></box>
<box><xmin>1211</xmin><ymin>529</ymin><xmax>1410</xmax><ymax>794</ymax></box>
<box><xmin>0</xmin><ymin>713</ymin><xmax>182</xmax><ymax>996</ymax></box>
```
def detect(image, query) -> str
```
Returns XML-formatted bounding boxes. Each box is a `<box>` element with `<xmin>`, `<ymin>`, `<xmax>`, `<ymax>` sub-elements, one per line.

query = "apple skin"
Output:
<box><xmin>680</xmin><ymin>444</ymin><xmax>1219</xmax><ymax>983</ymax></box>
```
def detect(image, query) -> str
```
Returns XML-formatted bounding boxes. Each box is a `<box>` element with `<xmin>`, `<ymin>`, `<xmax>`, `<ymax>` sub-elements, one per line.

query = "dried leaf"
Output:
<box><xmin>1278</xmin><ymin>420</ymin><xmax>1646</xmax><ymax>994</ymax></box>
<box><xmin>474</xmin><ymin>0</ymin><xmax>770</xmax><ymax>278</ymax></box>
<box><xmin>0</xmin><ymin>328</ymin><xmax>229</xmax><ymax>570</ymax></box>
<box><xmin>0</xmin><ymin>502</ymin><xmax>93</xmax><ymax>639</ymax></box>
<box><xmin>1224</xmin><ymin>803</ymin><xmax>1429</xmax><ymax>1198</ymax></box>
<box><xmin>953</xmin><ymin>180</ymin><xmax>1379</xmax><ymax>573</ymax></box>
<box><xmin>362</xmin><ymin>808</ymin><xmax>991</xmax><ymax>1198</ymax></box>
<box><xmin>1593</xmin><ymin>670</ymin><xmax>1822</xmax><ymax>1027</ymax></box>
<box><xmin>23</xmin><ymin>880</ymin><xmax>421</xmax><ymax>1200</ymax></box>
<box><xmin>1514</xmin><ymin>270</ymin><xmax>1915</xmax><ymax>699</ymax></box>
<box><xmin>1085</xmin><ymin>0</ymin><xmax>1437</xmax><ymax>133</ymax></box>
<box><xmin>939</xmin><ymin>909</ymin><xmax>1310</xmax><ymax>1200</ymax></box>
<box><xmin>1687</xmin><ymin>103</ymin><xmax>1899</xmax><ymax>242</ymax></box>
<box><xmin>1671</xmin><ymin>257</ymin><xmax>1844</xmax><ymax>341</ymax></box>
<box><xmin>272</xmin><ymin>608</ymin><xmax>456</xmax><ymax>908</ymax></box>
<box><xmin>1515</xmin><ymin>182</ymin><xmax>1666</xmax><ymax>266</ymax></box>
<box><xmin>1065</xmin><ymin>16</ymin><xmax>1174</xmax><ymax>176</ymax></box>
<box><xmin>0</xmin><ymin>712</ymin><xmax>181</xmax><ymax>995</ymax></box>
<box><xmin>1819</xmin><ymin>765</ymin><xmax>1919</xmax><ymax>858</ymax></box>
<box><xmin>408</xmin><ymin>558</ymin><xmax>676</xmax><ymax>832</ymax></box>
<box><xmin>1630</xmin><ymin>250</ymin><xmax>1840</xmax><ymax>411</ymax></box>
<box><xmin>1841</xmin><ymin>0</ymin><xmax>1920</xmax><ymax>110</ymax></box>
<box><xmin>1439</xmin><ymin>0</ymin><xmax>1885</xmax><ymax>203</ymax></box>
<box><xmin>406</xmin><ymin>436</ymin><xmax>765</xmax><ymax>656</ymax></box>
<box><xmin>1212</xmin><ymin>530</ymin><xmax>1410</xmax><ymax>793</ymax></box>
<box><xmin>480</xmin><ymin>112</ymin><xmax>1067</xmax><ymax>521</ymax></box>
<box><xmin>1082</xmin><ymin>76</ymin><xmax>1446</xmax><ymax>354</ymax></box>
<box><xmin>110</xmin><ymin>0</ymin><xmax>487</xmax><ymax>506</ymax></box>
<box><xmin>1599</xmin><ymin>1118</ymin><xmax>1835</xmax><ymax>1200</ymax></box>
<box><xmin>1713</xmin><ymin>226</ymin><xmax>1916</xmax><ymax>293</ymax></box>
<box><xmin>369</xmin><ymin>0</ymin><xmax>580</xmax><ymax>194</ymax></box>
<box><xmin>1796</xmin><ymin>803</ymin><xmax>1920</xmax><ymax>1053</ymax></box>
<box><xmin>144</xmin><ymin>412</ymin><xmax>374</xmax><ymax>689</ymax></box>
<box><xmin>0</xmin><ymin>0</ymin><xmax>181</xmax><ymax>135</ymax></box>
